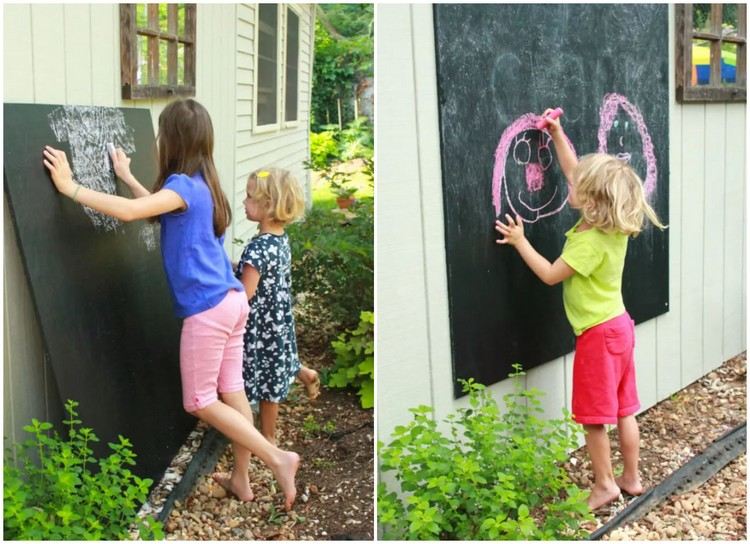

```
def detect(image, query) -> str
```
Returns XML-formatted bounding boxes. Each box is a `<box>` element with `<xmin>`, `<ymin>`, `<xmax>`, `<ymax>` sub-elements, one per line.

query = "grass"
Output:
<box><xmin>311</xmin><ymin>159</ymin><xmax>374</xmax><ymax>208</ymax></box>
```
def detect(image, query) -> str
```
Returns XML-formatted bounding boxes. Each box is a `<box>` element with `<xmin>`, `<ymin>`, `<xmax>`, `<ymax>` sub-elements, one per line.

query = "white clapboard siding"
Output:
<box><xmin>377</xmin><ymin>3</ymin><xmax>746</xmax><ymax>446</ymax></box>
<box><xmin>3</xmin><ymin>3</ymin><xmax>314</xmax><ymax>446</ymax></box>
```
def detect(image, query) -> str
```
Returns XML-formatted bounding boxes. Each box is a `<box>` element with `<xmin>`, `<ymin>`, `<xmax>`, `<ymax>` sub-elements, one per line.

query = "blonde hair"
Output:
<box><xmin>248</xmin><ymin>167</ymin><xmax>305</xmax><ymax>224</ymax></box>
<box><xmin>573</xmin><ymin>153</ymin><xmax>666</xmax><ymax>237</ymax></box>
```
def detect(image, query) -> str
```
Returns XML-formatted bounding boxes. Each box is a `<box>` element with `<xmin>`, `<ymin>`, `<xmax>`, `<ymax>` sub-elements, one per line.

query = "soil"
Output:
<box><xmin>564</xmin><ymin>353</ymin><xmax>746</xmax><ymax>540</ymax></box>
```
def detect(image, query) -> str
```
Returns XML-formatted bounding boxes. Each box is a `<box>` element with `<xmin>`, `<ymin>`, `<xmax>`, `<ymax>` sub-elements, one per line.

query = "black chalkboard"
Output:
<box><xmin>4</xmin><ymin>103</ymin><xmax>194</xmax><ymax>482</ymax></box>
<box><xmin>434</xmin><ymin>5</ymin><xmax>670</xmax><ymax>397</ymax></box>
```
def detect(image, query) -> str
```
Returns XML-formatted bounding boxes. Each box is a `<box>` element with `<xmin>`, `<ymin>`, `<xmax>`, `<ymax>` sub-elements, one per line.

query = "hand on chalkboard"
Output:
<box><xmin>495</xmin><ymin>214</ymin><xmax>525</xmax><ymax>247</ymax></box>
<box><xmin>540</xmin><ymin>108</ymin><xmax>563</xmax><ymax>134</ymax></box>
<box><xmin>110</xmin><ymin>146</ymin><xmax>133</xmax><ymax>183</ymax></box>
<box><xmin>43</xmin><ymin>146</ymin><xmax>76</xmax><ymax>196</ymax></box>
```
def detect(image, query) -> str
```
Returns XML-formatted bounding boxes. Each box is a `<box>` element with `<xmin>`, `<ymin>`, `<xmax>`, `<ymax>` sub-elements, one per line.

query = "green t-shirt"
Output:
<box><xmin>561</xmin><ymin>219</ymin><xmax>628</xmax><ymax>335</ymax></box>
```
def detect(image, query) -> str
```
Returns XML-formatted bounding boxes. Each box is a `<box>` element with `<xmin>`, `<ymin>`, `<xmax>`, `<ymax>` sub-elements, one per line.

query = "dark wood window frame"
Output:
<box><xmin>120</xmin><ymin>4</ymin><xmax>196</xmax><ymax>99</ymax></box>
<box><xmin>676</xmin><ymin>4</ymin><xmax>746</xmax><ymax>102</ymax></box>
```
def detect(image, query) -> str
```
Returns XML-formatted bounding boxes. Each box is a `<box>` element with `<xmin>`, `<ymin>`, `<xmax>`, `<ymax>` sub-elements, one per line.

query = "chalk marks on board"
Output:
<box><xmin>492</xmin><ymin>94</ymin><xmax>657</xmax><ymax>223</ymax></box>
<box><xmin>597</xmin><ymin>93</ymin><xmax>657</xmax><ymax>197</ymax></box>
<box><xmin>48</xmin><ymin>105</ymin><xmax>157</xmax><ymax>251</ymax></box>
<box><xmin>491</xmin><ymin>113</ymin><xmax>576</xmax><ymax>223</ymax></box>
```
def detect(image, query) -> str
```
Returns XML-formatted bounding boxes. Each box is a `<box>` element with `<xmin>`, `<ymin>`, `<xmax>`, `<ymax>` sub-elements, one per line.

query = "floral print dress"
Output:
<box><xmin>236</xmin><ymin>232</ymin><xmax>301</xmax><ymax>403</ymax></box>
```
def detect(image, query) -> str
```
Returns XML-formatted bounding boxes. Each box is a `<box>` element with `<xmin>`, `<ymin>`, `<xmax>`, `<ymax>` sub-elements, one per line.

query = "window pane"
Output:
<box><xmin>178</xmin><ymin>4</ymin><xmax>185</xmax><ymax>36</ymax></box>
<box><xmin>722</xmin><ymin>5</ymin><xmax>739</xmax><ymax>37</ymax></box>
<box><xmin>721</xmin><ymin>42</ymin><xmax>738</xmax><ymax>84</ymax></box>
<box><xmin>158</xmin><ymin>4</ymin><xmax>168</xmax><ymax>33</ymax></box>
<box><xmin>285</xmin><ymin>9</ymin><xmax>299</xmax><ymax>122</ymax></box>
<box><xmin>178</xmin><ymin>43</ymin><xmax>185</xmax><ymax>85</ymax></box>
<box><xmin>693</xmin><ymin>4</ymin><xmax>712</xmax><ymax>32</ymax></box>
<box><xmin>257</xmin><ymin>4</ymin><xmax>278</xmax><ymax>126</ymax></box>
<box><xmin>137</xmin><ymin>34</ymin><xmax>149</xmax><ymax>85</ymax></box>
<box><xmin>159</xmin><ymin>39</ymin><xmax>168</xmax><ymax>85</ymax></box>
<box><xmin>691</xmin><ymin>38</ymin><xmax>712</xmax><ymax>85</ymax></box>
<box><xmin>136</xmin><ymin>4</ymin><xmax>148</xmax><ymax>28</ymax></box>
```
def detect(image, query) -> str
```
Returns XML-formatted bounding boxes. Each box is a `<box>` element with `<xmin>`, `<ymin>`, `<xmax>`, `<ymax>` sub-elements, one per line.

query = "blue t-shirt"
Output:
<box><xmin>160</xmin><ymin>172</ymin><xmax>243</xmax><ymax>318</ymax></box>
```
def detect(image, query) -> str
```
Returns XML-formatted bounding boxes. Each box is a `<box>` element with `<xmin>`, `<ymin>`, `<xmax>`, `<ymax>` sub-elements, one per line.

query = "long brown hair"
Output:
<box><xmin>150</xmin><ymin>98</ymin><xmax>232</xmax><ymax>237</ymax></box>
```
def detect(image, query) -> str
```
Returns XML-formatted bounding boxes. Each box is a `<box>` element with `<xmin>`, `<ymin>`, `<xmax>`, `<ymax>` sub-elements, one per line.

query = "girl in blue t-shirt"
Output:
<box><xmin>236</xmin><ymin>168</ymin><xmax>319</xmax><ymax>446</ymax></box>
<box><xmin>495</xmin><ymin>108</ymin><xmax>665</xmax><ymax>510</ymax></box>
<box><xmin>44</xmin><ymin>98</ymin><xmax>299</xmax><ymax>510</ymax></box>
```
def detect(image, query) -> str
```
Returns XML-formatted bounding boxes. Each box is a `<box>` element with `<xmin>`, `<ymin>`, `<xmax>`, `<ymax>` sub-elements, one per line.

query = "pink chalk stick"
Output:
<box><xmin>535</xmin><ymin>107</ymin><xmax>564</xmax><ymax>130</ymax></box>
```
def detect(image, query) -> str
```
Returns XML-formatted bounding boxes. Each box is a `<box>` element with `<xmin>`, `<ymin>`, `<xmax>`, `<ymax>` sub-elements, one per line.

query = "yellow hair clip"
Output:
<box><xmin>257</xmin><ymin>170</ymin><xmax>270</xmax><ymax>178</ymax></box>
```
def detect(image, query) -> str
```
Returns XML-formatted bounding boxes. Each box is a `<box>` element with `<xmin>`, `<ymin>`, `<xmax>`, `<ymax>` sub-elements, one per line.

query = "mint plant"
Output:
<box><xmin>325</xmin><ymin>311</ymin><xmax>374</xmax><ymax>408</ymax></box>
<box><xmin>378</xmin><ymin>365</ymin><xmax>593</xmax><ymax>540</ymax></box>
<box><xmin>4</xmin><ymin>399</ymin><xmax>163</xmax><ymax>540</ymax></box>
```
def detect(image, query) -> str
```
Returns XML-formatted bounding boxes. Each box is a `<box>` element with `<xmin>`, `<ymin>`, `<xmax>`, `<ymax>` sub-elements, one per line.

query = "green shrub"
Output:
<box><xmin>288</xmin><ymin>195</ymin><xmax>373</xmax><ymax>336</ymax></box>
<box><xmin>339</xmin><ymin>117</ymin><xmax>373</xmax><ymax>161</ymax></box>
<box><xmin>325</xmin><ymin>311</ymin><xmax>374</xmax><ymax>409</ymax></box>
<box><xmin>309</xmin><ymin>130</ymin><xmax>340</xmax><ymax>170</ymax></box>
<box><xmin>3</xmin><ymin>400</ymin><xmax>163</xmax><ymax>540</ymax></box>
<box><xmin>378</xmin><ymin>365</ymin><xmax>593</xmax><ymax>540</ymax></box>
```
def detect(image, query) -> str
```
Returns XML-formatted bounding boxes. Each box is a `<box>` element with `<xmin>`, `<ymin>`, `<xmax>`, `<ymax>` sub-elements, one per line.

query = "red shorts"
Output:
<box><xmin>572</xmin><ymin>312</ymin><xmax>640</xmax><ymax>425</ymax></box>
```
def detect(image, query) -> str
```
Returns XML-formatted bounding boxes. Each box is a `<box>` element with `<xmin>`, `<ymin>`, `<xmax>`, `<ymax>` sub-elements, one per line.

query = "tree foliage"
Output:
<box><xmin>312</xmin><ymin>4</ymin><xmax>373</xmax><ymax>131</ymax></box>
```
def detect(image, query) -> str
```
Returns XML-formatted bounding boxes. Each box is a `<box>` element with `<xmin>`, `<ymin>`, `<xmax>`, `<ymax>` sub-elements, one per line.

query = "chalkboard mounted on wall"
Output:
<box><xmin>433</xmin><ymin>5</ymin><xmax>670</xmax><ymax>397</ymax></box>
<box><xmin>4</xmin><ymin>103</ymin><xmax>194</xmax><ymax>482</ymax></box>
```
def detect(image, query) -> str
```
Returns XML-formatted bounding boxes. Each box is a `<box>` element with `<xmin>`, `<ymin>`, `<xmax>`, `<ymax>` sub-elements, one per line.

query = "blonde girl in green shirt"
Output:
<box><xmin>495</xmin><ymin>109</ymin><xmax>665</xmax><ymax>510</ymax></box>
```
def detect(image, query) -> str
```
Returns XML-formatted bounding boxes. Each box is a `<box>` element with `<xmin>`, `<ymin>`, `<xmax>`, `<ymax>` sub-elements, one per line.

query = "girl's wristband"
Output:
<box><xmin>71</xmin><ymin>184</ymin><xmax>82</xmax><ymax>202</ymax></box>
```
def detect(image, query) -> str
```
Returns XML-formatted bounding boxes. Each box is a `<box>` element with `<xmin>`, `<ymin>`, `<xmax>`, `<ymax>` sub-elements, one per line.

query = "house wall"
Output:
<box><xmin>377</xmin><ymin>4</ymin><xmax>746</xmax><ymax>443</ymax></box>
<box><xmin>3</xmin><ymin>3</ymin><xmax>314</xmax><ymax>449</ymax></box>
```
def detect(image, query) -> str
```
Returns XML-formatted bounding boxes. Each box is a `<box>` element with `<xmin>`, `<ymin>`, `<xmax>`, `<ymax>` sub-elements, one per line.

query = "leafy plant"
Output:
<box><xmin>323</xmin><ymin>170</ymin><xmax>358</xmax><ymax>199</ymax></box>
<box><xmin>378</xmin><ymin>365</ymin><xmax>593</xmax><ymax>540</ymax></box>
<box><xmin>309</xmin><ymin>130</ymin><xmax>340</xmax><ymax>170</ymax></box>
<box><xmin>325</xmin><ymin>311</ymin><xmax>374</xmax><ymax>409</ymax></box>
<box><xmin>301</xmin><ymin>415</ymin><xmax>337</xmax><ymax>438</ymax></box>
<box><xmin>288</xmin><ymin>195</ymin><xmax>373</xmax><ymax>336</ymax></box>
<box><xmin>3</xmin><ymin>400</ymin><xmax>163</xmax><ymax>540</ymax></box>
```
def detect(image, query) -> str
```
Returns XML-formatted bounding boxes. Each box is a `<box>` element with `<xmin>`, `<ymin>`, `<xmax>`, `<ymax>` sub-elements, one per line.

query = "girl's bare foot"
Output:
<box><xmin>211</xmin><ymin>472</ymin><xmax>254</xmax><ymax>502</ymax></box>
<box><xmin>587</xmin><ymin>482</ymin><xmax>621</xmax><ymax>510</ymax></box>
<box><xmin>272</xmin><ymin>451</ymin><xmax>300</xmax><ymax>511</ymax></box>
<box><xmin>615</xmin><ymin>475</ymin><xmax>644</xmax><ymax>496</ymax></box>
<box><xmin>299</xmin><ymin>367</ymin><xmax>320</xmax><ymax>400</ymax></box>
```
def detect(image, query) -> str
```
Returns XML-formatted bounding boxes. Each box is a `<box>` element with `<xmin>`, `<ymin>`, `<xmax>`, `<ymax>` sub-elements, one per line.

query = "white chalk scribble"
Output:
<box><xmin>48</xmin><ymin>106</ymin><xmax>135</xmax><ymax>233</ymax></box>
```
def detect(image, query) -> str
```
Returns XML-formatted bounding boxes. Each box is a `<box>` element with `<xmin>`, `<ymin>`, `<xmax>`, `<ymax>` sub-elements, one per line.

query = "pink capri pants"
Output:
<box><xmin>179</xmin><ymin>289</ymin><xmax>249</xmax><ymax>412</ymax></box>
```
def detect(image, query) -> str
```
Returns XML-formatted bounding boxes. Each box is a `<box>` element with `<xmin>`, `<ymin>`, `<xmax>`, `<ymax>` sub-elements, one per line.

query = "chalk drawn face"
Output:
<box><xmin>492</xmin><ymin>113</ymin><xmax>576</xmax><ymax>223</ymax></box>
<box><xmin>597</xmin><ymin>93</ymin><xmax>657</xmax><ymax>196</ymax></box>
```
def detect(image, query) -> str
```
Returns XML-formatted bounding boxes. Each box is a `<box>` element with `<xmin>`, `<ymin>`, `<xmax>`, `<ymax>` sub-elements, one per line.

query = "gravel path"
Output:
<box><xmin>563</xmin><ymin>353</ymin><xmax>746</xmax><ymax>540</ymax></box>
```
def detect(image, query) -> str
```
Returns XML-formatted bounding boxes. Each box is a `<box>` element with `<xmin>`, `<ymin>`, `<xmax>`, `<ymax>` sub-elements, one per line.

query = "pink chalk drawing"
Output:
<box><xmin>597</xmin><ymin>93</ymin><xmax>657</xmax><ymax>196</ymax></box>
<box><xmin>492</xmin><ymin>113</ymin><xmax>577</xmax><ymax>223</ymax></box>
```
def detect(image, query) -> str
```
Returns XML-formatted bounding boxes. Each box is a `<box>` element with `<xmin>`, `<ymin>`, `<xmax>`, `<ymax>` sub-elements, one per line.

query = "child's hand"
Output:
<box><xmin>540</xmin><ymin>108</ymin><xmax>563</xmax><ymax>135</ymax></box>
<box><xmin>495</xmin><ymin>214</ymin><xmax>526</xmax><ymax>246</ymax></box>
<box><xmin>43</xmin><ymin>146</ymin><xmax>76</xmax><ymax>195</ymax></box>
<box><xmin>110</xmin><ymin>146</ymin><xmax>133</xmax><ymax>182</ymax></box>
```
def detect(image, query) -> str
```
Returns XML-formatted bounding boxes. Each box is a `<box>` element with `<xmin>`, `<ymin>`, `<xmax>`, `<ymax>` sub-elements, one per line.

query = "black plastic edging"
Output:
<box><xmin>155</xmin><ymin>428</ymin><xmax>229</xmax><ymax>523</ymax></box>
<box><xmin>589</xmin><ymin>421</ymin><xmax>746</xmax><ymax>540</ymax></box>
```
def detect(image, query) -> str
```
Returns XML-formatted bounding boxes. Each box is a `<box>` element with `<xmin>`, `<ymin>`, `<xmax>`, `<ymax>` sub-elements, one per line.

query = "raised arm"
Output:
<box><xmin>495</xmin><ymin>214</ymin><xmax>575</xmax><ymax>286</ymax></box>
<box><xmin>540</xmin><ymin>108</ymin><xmax>578</xmax><ymax>185</ymax></box>
<box><xmin>44</xmin><ymin>146</ymin><xmax>184</xmax><ymax>221</ymax></box>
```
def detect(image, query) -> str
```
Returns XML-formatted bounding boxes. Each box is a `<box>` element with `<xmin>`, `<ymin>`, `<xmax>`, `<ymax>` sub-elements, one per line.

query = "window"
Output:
<box><xmin>285</xmin><ymin>7</ymin><xmax>300</xmax><ymax>124</ymax></box>
<box><xmin>676</xmin><ymin>4</ymin><xmax>746</xmax><ymax>102</ymax></box>
<box><xmin>120</xmin><ymin>4</ymin><xmax>196</xmax><ymax>99</ymax></box>
<box><xmin>256</xmin><ymin>4</ymin><xmax>280</xmax><ymax>130</ymax></box>
<box><xmin>254</xmin><ymin>4</ymin><xmax>301</xmax><ymax>132</ymax></box>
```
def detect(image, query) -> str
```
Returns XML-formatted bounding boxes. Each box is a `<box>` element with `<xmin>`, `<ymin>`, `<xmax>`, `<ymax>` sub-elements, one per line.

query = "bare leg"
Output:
<box><xmin>583</xmin><ymin>423</ymin><xmax>621</xmax><ymax>510</ymax></box>
<box><xmin>260</xmin><ymin>400</ymin><xmax>280</xmax><ymax>445</ymax></box>
<box><xmin>297</xmin><ymin>366</ymin><xmax>320</xmax><ymax>399</ymax></box>
<box><xmin>615</xmin><ymin>415</ymin><xmax>644</xmax><ymax>495</ymax></box>
<box><xmin>193</xmin><ymin>399</ymin><xmax>299</xmax><ymax>510</ymax></box>
<box><xmin>211</xmin><ymin>391</ymin><xmax>256</xmax><ymax>501</ymax></box>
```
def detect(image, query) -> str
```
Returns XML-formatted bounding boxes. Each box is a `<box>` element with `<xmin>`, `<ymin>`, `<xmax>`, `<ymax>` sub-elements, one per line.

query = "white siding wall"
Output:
<box><xmin>377</xmin><ymin>4</ymin><xmax>747</xmax><ymax>442</ymax></box>
<box><xmin>3</xmin><ymin>3</ymin><xmax>313</xmax><ymax>447</ymax></box>
<box><xmin>232</xmin><ymin>3</ymin><xmax>315</xmax><ymax>261</ymax></box>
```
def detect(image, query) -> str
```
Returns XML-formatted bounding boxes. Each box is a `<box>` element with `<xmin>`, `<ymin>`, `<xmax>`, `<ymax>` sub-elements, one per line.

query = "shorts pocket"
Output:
<box><xmin>604</xmin><ymin>326</ymin><xmax>630</xmax><ymax>355</ymax></box>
